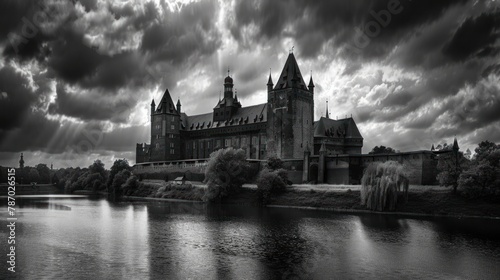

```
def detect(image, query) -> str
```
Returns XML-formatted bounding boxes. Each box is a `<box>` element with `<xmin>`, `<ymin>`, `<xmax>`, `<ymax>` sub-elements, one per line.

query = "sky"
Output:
<box><xmin>0</xmin><ymin>0</ymin><xmax>499</xmax><ymax>169</ymax></box>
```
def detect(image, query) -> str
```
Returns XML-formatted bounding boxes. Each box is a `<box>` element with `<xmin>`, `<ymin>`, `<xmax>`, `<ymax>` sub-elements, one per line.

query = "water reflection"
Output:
<box><xmin>1</xmin><ymin>196</ymin><xmax>500</xmax><ymax>279</ymax></box>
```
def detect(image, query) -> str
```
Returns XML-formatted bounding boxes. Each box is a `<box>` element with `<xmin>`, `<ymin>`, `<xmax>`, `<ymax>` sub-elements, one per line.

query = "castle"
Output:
<box><xmin>135</xmin><ymin>53</ymin><xmax>442</xmax><ymax>185</ymax></box>
<box><xmin>136</xmin><ymin>53</ymin><xmax>363</xmax><ymax>163</ymax></box>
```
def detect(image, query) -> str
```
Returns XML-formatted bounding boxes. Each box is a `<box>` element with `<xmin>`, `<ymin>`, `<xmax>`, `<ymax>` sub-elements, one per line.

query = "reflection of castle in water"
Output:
<box><xmin>135</xmin><ymin>53</ymin><xmax>454</xmax><ymax>185</ymax></box>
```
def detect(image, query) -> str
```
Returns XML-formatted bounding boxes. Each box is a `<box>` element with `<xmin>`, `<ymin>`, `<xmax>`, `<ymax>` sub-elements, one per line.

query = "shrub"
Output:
<box><xmin>256</xmin><ymin>168</ymin><xmax>289</xmax><ymax>204</ymax></box>
<box><xmin>360</xmin><ymin>161</ymin><xmax>409</xmax><ymax>211</ymax></box>
<box><xmin>266</xmin><ymin>157</ymin><xmax>284</xmax><ymax>170</ymax></box>
<box><xmin>203</xmin><ymin>148</ymin><xmax>249</xmax><ymax>202</ymax></box>
<box><xmin>122</xmin><ymin>175</ymin><xmax>139</xmax><ymax>196</ymax></box>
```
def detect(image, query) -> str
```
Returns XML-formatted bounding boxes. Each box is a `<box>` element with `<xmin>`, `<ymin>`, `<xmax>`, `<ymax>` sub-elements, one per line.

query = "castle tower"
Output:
<box><xmin>150</xmin><ymin>89</ymin><xmax>181</xmax><ymax>161</ymax></box>
<box><xmin>266</xmin><ymin>53</ymin><xmax>314</xmax><ymax>159</ymax></box>
<box><xmin>213</xmin><ymin>71</ymin><xmax>242</xmax><ymax>122</ymax></box>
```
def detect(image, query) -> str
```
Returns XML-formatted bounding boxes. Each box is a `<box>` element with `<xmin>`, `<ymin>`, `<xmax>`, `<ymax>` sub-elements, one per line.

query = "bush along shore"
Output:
<box><xmin>119</xmin><ymin>148</ymin><xmax>500</xmax><ymax>219</ymax></box>
<box><xmin>119</xmin><ymin>180</ymin><xmax>500</xmax><ymax>219</ymax></box>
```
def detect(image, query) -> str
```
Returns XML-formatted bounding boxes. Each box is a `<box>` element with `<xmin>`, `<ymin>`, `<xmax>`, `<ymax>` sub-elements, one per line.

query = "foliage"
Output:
<box><xmin>369</xmin><ymin>146</ymin><xmax>397</xmax><ymax>154</ymax></box>
<box><xmin>109</xmin><ymin>169</ymin><xmax>131</xmax><ymax>199</ymax></box>
<box><xmin>256</xmin><ymin>168</ymin><xmax>289</xmax><ymax>204</ymax></box>
<box><xmin>436</xmin><ymin>151</ymin><xmax>469</xmax><ymax>193</ymax></box>
<box><xmin>458</xmin><ymin>141</ymin><xmax>500</xmax><ymax>199</ymax></box>
<box><xmin>266</xmin><ymin>157</ymin><xmax>284</xmax><ymax>170</ymax></box>
<box><xmin>203</xmin><ymin>148</ymin><xmax>249</xmax><ymax>202</ymax></box>
<box><xmin>106</xmin><ymin>159</ymin><xmax>131</xmax><ymax>189</ymax></box>
<box><xmin>35</xmin><ymin>164</ymin><xmax>51</xmax><ymax>183</ymax></box>
<box><xmin>360</xmin><ymin>161</ymin><xmax>409</xmax><ymax>211</ymax></box>
<box><xmin>122</xmin><ymin>175</ymin><xmax>139</xmax><ymax>196</ymax></box>
<box><xmin>27</xmin><ymin>168</ymin><xmax>40</xmax><ymax>183</ymax></box>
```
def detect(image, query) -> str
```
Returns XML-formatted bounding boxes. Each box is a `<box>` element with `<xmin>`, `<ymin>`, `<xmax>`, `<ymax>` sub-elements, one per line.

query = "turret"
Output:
<box><xmin>19</xmin><ymin>153</ymin><xmax>24</xmax><ymax>169</ymax></box>
<box><xmin>151</xmin><ymin>99</ymin><xmax>155</xmax><ymax>115</ymax></box>
<box><xmin>224</xmin><ymin>69</ymin><xmax>234</xmax><ymax>99</ymax></box>
<box><xmin>267</xmin><ymin>71</ymin><xmax>273</xmax><ymax>92</ymax></box>
<box><xmin>453</xmin><ymin>138</ymin><xmax>459</xmax><ymax>153</ymax></box>
<box><xmin>325</xmin><ymin>100</ymin><xmax>329</xmax><ymax>119</ymax></box>
<box><xmin>308</xmin><ymin>75</ymin><xmax>315</xmax><ymax>93</ymax></box>
<box><xmin>176</xmin><ymin>99</ymin><xmax>181</xmax><ymax>113</ymax></box>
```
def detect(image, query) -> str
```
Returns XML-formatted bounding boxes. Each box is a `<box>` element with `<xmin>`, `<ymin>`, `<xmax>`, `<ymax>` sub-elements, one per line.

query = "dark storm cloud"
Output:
<box><xmin>443</xmin><ymin>11</ymin><xmax>500</xmax><ymax>61</ymax></box>
<box><xmin>48</xmin><ymin>83</ymin><xmax>137</xmax><ymax>122</ymax></box>
<box><xmin>0</xmin><ymin>66</ymin><xmax>37</xmax><ymax>132</ymax></box>
<box><xmin>228</xmin><ymin>0</ymin><xmax>468</xmax><ymax>59</ymax></box>
<box><xmin>141</xmin><ymin>0</ymin><xmax>222</xmax><ymax>65</ymax></box>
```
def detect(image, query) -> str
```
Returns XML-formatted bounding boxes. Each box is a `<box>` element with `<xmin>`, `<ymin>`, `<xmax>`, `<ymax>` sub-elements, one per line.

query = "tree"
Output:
<box><xmin>360</xmin><ymin>161</ymin><xmax>409</xmax><ymax>211</ymax></box>
<box><xmin>89</xmin><ymin>160</ymin><xmax>106</xmax><ymax>179</ymax></box>
<box><xmin>36</xmin><ymin>164</ymin><xmax>51</xmax><ymax>183</ymax></box>
<box><xmin>203</xmin><ymin>148</ymin><xmax>249</xmax><ymax>202</ymax></box>
<box><xmin>266</xmin><ymin>157</ymin><xmax>284</xmax><ymax>170</ymax></box>
<box><xmin>436</xmin><ymin>151</ymin><xmax>469</xmax><ymax>193</ymax></box>
<box><xmin>474</xmin><ymin>141</ymin><xmax>499</xmax><ymax>162</ymax></box>
<box><xmin>369</xmin><ymin>146</ymin><xmax>396</xmax><ymax>154</ymax></box>
<box><xmin>256</xmin><ymin>168</ymin><xmax>289</xmax><ymax>204</ymax></box>
<box><xmin>107</xmin><ymin>159</ymin><xmax>131</xmax><ymax>190</ymax></box>
<box><xmin>459</xmin><ymin>141</ymin><xmax>500</xmax><ymax>198</ymax></box>
<box><xmin>110</xmin><ymin>169</ymin><xmax>131</xmax><ymax>199</ymax></box>
<box><xmin>27</xmin><ymin>168</ymin><xmax>40</xmax><ymax>183</ymax></box>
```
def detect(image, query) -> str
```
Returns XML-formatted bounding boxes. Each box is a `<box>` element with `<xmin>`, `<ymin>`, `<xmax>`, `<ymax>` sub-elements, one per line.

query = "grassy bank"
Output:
<box><xmin>267</xmin><ymin>189</ymin><xmax>500</xmax><ymax>218</ymax></box>
<box><xmin>123</xmin><ymin>180</ymin><xmax>500</xmax><ymax>218</ymax></box>
<box><xmin>125</xmin><ymin>180</ymin><xmax>205</xmax><ymax>201</ymax></box>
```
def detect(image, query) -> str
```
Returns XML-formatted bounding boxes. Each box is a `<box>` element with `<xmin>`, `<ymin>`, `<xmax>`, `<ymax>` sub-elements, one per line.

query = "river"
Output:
<box><xmin>1</xmin><ymin>195</ymin><xmax>500</xmax><ymax>279</ymax></box>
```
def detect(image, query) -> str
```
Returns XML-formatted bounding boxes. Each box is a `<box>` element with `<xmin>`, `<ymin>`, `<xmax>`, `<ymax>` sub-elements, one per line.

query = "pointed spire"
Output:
<box><xmin>431</xmin><ymin>144</ymin><xmax>435</xmax><ymax>151</ymax></box>
<box><xmin>151</xmin><ymin>99</ymin><xmax>155</xmax><ymax>106</ymax></box>
<box><xmin>308</xmin><ymin>72</ymin><xmax>314</xmax><ymax>87</ymax></box>
<box><xmin>274</xmin><ymin>52</ymin><xmax>307</xmax><ymax>90</ymax></box>
<box><xmin>19</xmin><ymin>153</ymin><xmax>24</xmax><ymax>169</ymax></box>
<box><xmin>453</xmin><ymin>137</ymin><xmax>459</xmax><ymax>151</ymax></box>
<box><xmin>267</xmin><ymin>69</ymin><xmax>273</xmax><ymax>85</ymax></box>
<box><xmin>326</xmin><ymin>100</ymin><xmax>329</xmax><ymax>119</ymax></box>
<box><xmin>176</xmin><ymin>98</ymin><xmax>181</xmax><ymax>113</ymax></box>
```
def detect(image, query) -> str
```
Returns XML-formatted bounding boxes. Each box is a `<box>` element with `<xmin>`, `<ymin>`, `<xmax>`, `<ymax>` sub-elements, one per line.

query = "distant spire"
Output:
<box><xmin>453</xmin><ymin>137</ymin><xmax>459</xmax><ymax>151</ymax></box>
<box><xmin>19</xmin><ymin>153</ymin><xmax>24</xmax><ymax>169</ymax></box>
<box><xmin>326</xmin><ymin>100</ymin><xmax>329</xmax><ymax>119</ymax></box>
<box><xmin>151</xmin><ymin>99</ymin><xmax>155</xmax><ymax>106</ymax></box>
<box><xmin>267</xmin><ymin>69</ymin><xmax>273</xmax><ymax>85</ymax></box>
<box><xmin>431</xmin><ymin>144</ymin><xmax>435</xmax><ymax>151</ymax></box>
<box><xmin>227</xmin><ymin>67</ymin><xmax>230</xmax><ymax>77</ymax></box>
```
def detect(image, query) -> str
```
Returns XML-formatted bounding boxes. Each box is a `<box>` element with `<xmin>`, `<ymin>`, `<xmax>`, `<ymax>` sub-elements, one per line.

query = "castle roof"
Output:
<box><xmin>274</xmin><ymin>53</ymin><xmax>308</xmax><ymax>90</ymax></box>
<box><xmin>155</xmin><ymin>89</ymin><xmax>179</xmax><ymax>115</ymax></box>
<box><xmin>314</xmin><ymin>117</ymin><xmax>363</xmax><ymax>139</ymax></box>
<box><xmin>181</xmin><ymin>103</ymin><xmax>267</xmax><ymax>131</ymax></box>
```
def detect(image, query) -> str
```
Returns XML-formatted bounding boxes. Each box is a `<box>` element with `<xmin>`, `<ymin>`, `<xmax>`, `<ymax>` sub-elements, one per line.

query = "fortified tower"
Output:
<box><xmin>266</xmin><ymin>53</ymin><xmax>314</xmax><ymax>159</ymax></box>
<box><xmin>149</xmin><ymin>89</ymin><xmax>181</xmax><ymax>161</ymax></box>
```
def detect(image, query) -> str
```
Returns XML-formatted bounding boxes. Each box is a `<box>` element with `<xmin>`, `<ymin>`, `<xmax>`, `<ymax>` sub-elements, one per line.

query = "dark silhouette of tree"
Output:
<box><xmin>106</xmin><ymin>159</ymin><xmax>131</xmax><ymax>189</ymax></box>
<box><xmin>36</xmin><ymin>163</ymin><xmax>51</xmax><ymax>183</ymax></box>
<box><xmin>369</xmin><ymin>145</ymin><xmax>396</xmax><ymax>154</ymax></box>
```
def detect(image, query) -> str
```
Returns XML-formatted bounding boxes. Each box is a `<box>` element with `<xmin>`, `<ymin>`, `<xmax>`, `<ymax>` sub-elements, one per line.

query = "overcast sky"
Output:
<box><xmin>1</xmin><ymin>0</ymin><xmax>499</xmax><ymax>169</ymax></box>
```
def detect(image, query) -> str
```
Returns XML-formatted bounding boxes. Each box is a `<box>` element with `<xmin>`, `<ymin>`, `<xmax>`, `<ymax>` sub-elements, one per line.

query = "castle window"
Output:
<box><xmin>170</xmin><ymin>149</ymin><xmax>175</xmax><ymax>154</ymax></box>
<box><xmin>224</xmin><ymin>139</ymin><xmax>230</xmax><ymax>147</ymax></box>
<box><xmin>172</xmin><ymin>116</ymin><xmax>175</xmax><ymax>122</ymax></box>
<box><xmin>169</xmin><ymin>134</ymin><xmax>174</xmax><ymax>139</ymax></box>
<box><xmin>162</xmin><ymin>120</ymin><xmax>166</xmax><ymax>137</ymax></box>
<box><xmin>170</xmin><ymin>143</ymin><xmax>174</xmax><ymax>148</ymax></box>
<box><xmin>216</xmin><ymin>139</ymin><xmax>221</xmax><ymax>148</ymax></box>
<box><xmin>155</xmin><ymin>143</ymin><xmax>160</xmax><ymax>149</ymax></box>
<box><xmin>171</xmin><ymin>124</ymin><xmax>175</xmax><ymax>130</ymax></box>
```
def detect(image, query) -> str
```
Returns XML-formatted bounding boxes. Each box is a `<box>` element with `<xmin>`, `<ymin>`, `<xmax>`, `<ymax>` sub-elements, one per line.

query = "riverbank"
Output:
<box><xmin>120</xmin><ymin>180</ymin><xmax>500</xmax><ymax>218</ymax></box>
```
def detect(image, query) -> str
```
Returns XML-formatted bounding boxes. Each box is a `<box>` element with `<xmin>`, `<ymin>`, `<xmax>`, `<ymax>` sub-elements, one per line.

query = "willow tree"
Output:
<box><xmin>360</xmin><ymin>161</ymin><xmax>409</xmax><ymax>211</ymax></box>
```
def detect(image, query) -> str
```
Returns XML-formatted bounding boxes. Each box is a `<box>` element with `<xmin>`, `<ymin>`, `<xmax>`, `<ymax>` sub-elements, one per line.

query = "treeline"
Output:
<box><xmin>0</xmin><ymin>159</ymin><xmax>133</xmax><ymax>196</ymax></box>
<box><xmin>437</xmin><ymin>140</ymin><xmax>500</xmax><ymax>200</ymax></box>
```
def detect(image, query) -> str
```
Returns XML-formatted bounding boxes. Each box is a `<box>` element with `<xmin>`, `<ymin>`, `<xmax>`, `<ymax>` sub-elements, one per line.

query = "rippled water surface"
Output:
<box><xmin>1</xmin><ymin>196</ymin><xmax>500</xmax><ymax>279</ymax></box>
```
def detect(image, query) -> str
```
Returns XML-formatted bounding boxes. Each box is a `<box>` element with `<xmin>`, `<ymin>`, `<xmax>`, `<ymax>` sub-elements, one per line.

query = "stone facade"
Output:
<box><xmin>136</xmin><ymin>53</ymin><xmax>361</xmax><ymax>165</ymax></box>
